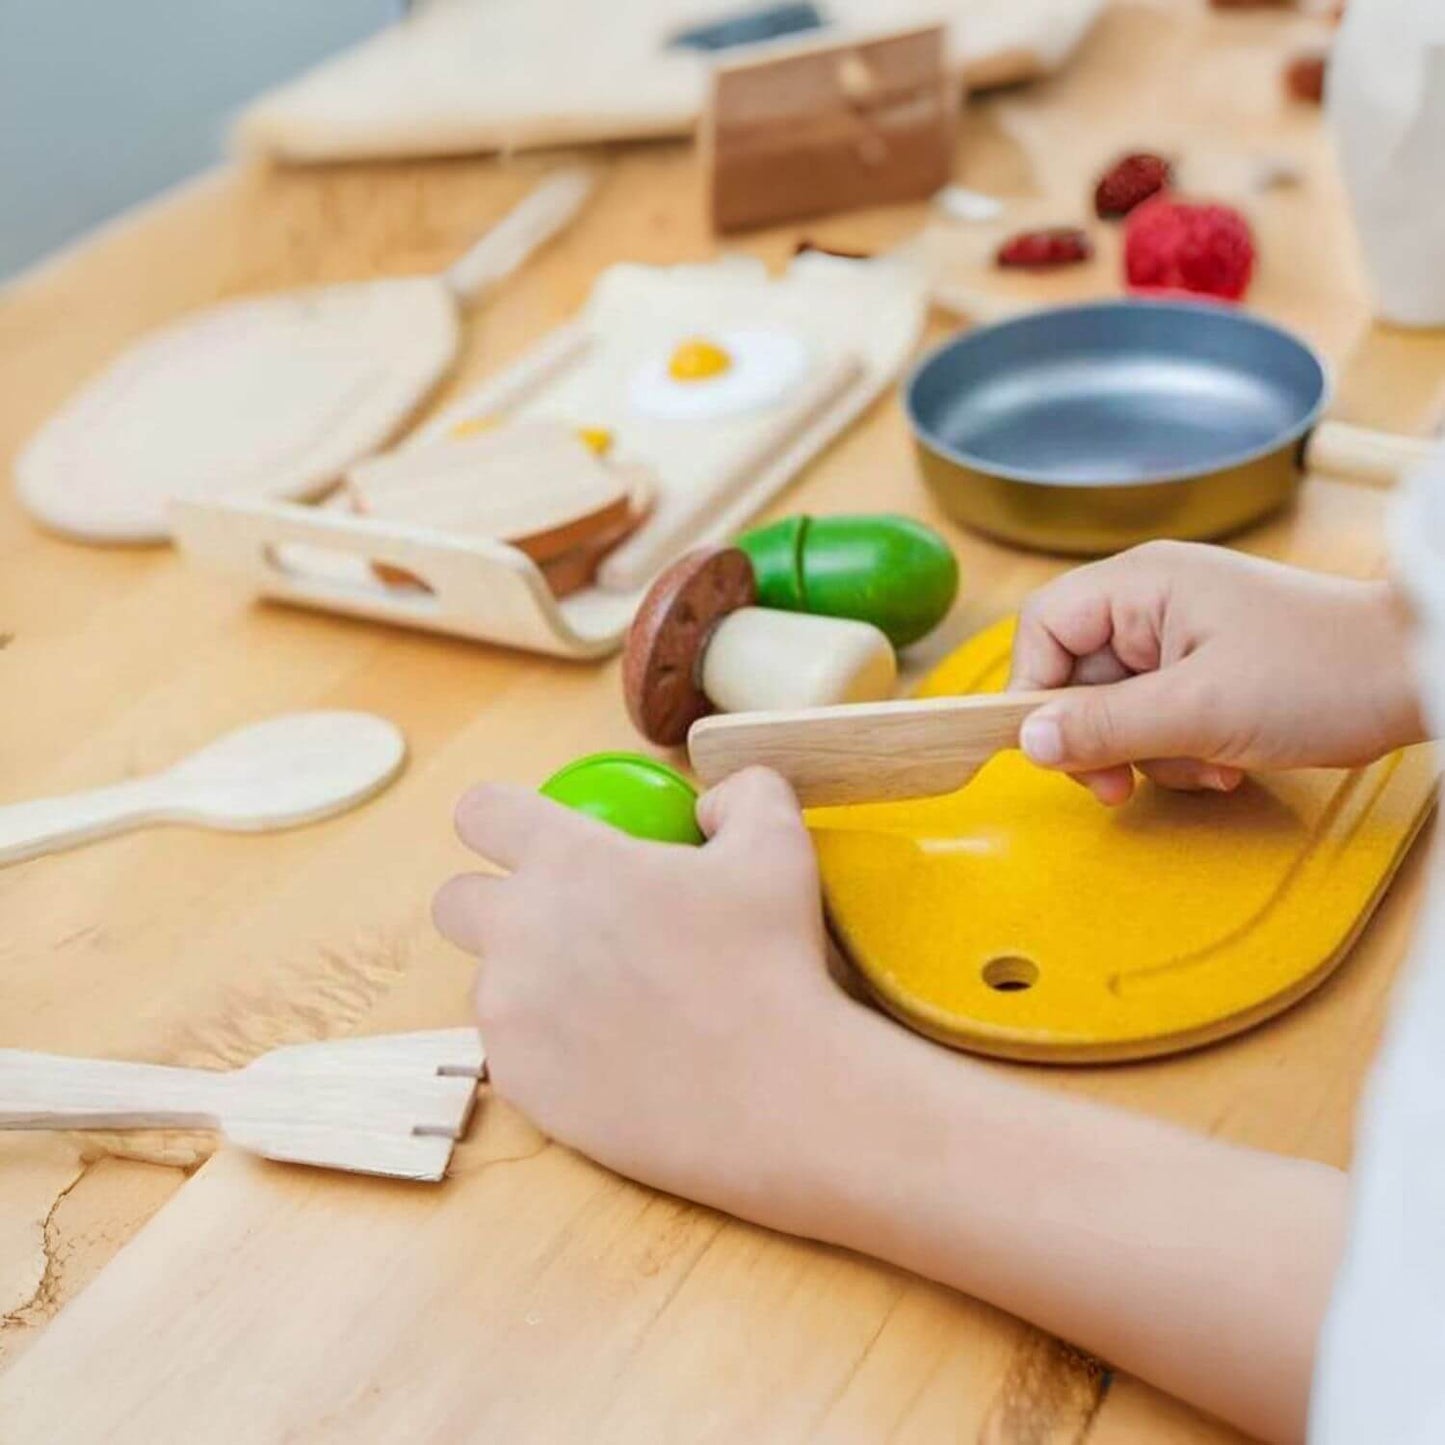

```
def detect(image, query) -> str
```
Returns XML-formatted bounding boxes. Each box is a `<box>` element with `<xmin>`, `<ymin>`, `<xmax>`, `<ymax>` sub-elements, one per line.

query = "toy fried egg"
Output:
<box><xmin>629</xmin><ymin>329</ymin><xmax>810</xmax><ymax>421</ymax></box>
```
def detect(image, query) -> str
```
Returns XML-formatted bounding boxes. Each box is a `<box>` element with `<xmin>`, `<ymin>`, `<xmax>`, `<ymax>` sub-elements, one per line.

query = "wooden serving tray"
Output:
<box><xmin>812</xmin><ymin>618</ymin><xmax>1439</xmax><ymax>1062</ymax></box>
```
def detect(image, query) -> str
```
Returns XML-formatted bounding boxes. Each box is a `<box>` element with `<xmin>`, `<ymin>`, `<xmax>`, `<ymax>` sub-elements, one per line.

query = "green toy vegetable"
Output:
<box><xmin>540</xmin><ymin>752</ymin><xmax>704</xmax><ymax>846</ymax></box>
<box><xmin>735</xmin><ymin>513</ymin><xmax>958</xmax><ymax>649</ymax></box>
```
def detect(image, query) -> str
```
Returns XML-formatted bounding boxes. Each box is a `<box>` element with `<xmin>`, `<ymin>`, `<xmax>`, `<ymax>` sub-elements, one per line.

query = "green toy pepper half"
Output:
<box><xmin>736</xmin><ymin>513</ymin><xmax>958</xmax><ymax>649</ymax></box>
<box><xmin>540</xmin><ymin>752</ymin><xmax>704</xmax><ymax>846</ymax></box>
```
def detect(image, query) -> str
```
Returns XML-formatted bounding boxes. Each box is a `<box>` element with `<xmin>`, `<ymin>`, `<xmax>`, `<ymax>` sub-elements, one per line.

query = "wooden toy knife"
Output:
<box><xmin>687</xmin><ymin>691</ymin><xmax>1064</xmax><ymax>807</ymax></box>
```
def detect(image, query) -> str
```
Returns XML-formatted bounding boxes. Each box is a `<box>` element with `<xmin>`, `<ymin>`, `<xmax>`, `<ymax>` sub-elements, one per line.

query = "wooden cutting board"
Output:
<box><xmin>236</xmin><ymin>0</ymin><xmax>1106</xmax><ymax>162</ymax></box>
<box><xmin>812</xmin><ymin>619</ymin><xmax>1439</xmax><ymax>1062</ymax></box>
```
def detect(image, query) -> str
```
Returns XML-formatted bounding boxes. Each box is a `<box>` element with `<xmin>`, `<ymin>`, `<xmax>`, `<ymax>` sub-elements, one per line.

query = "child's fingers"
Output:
<box><xmin>1071</xmin><ymin>765</ymin><xmax>1137</xmax><ymax>806</ymax></box>
<box><xmin>1009</xmin><ymin>555</ymin><xmax>1169</xmax><ymax>691</ymax></box>
<box><xmin>1008</xmin><ymin>565</ymin><xmax>1126</xmax><ymax>689</ymax></box>
<box><xmin>1139</xmin><ymin>759</ymin><xmax>1244</xmax><ymax>793</ymax></box>
<box><xmin>1070</xmin><ymin>647</ymin><xmax>1131</xmax><ymax>687</ymax></box>
<box><xmin>432</xmin><ymin>872</ymin><xmax>506</xmax><ymax>955</ymax></box>
<box><xmin>453</xmin><ymin>781</ymin><xmax>606</xmax><ymax>869</ymax></box>
<box><xmin>697</xmin><ymin>766</ymin><xmax>805</xmax><ymax>846</ymax></box>
<box><xmin>1019</xmin><ymin>665</ymin><xmax>1215</xmax><ymax>776</ymax></box>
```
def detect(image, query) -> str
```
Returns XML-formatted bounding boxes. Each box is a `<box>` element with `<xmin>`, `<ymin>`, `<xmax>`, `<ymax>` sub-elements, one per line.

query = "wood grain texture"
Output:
<box><xmin>0</xmin><ymin>0</ymin><xmax>1441</xmax><ymax>1437</ymax></box>
<box><xmin>706</xmin><ymin>27</ymin><xmax>957</xmax><ymax>233</ymax></box>
<box><xmin>689</xmin><ymin>690</ymin><xmax>1059</xmax><ymax>805</ymax></box>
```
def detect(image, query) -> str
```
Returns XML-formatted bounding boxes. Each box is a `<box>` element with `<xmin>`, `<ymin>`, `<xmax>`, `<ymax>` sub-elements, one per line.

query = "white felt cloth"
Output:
<box><xmin>1312</xmin><ymin>449</ymin><xmax>1445</xmax><ymax>1443</ymax></box>
<box><xmin>236</xmin><ymin>0</ymin><xmax>1105</xmax><ymax>163</ymax></box>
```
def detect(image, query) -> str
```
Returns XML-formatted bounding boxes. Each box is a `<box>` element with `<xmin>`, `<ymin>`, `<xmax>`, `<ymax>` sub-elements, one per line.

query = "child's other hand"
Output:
<box><xmin>432</xmin><ymin>767</ymin><xmax>862</xmax><ymax>1229</ymax></box>
<box><xmin>1009</xmin><ymin>541</ymin><xmax>1426</xmax><ymax>805</ymax></box>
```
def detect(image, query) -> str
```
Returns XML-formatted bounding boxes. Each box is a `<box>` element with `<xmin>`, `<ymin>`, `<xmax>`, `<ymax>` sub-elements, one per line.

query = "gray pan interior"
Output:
<box><xmin>906</xmin><ymin>300</ymin><xmax>1330</xmax><ymax>487</ymax></box>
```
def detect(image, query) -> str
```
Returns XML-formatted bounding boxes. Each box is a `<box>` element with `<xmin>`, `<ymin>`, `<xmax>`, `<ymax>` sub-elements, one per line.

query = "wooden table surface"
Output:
<box><xmin>1</xmin><ymin>3</ymin><xmax>1442</xmax><ymax>1441</ymax></box>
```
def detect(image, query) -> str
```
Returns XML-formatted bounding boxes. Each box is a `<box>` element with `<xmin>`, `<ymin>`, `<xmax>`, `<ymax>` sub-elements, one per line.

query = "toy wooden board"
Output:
<box><xmin>13</xmin><ymin>169</ymin><xmax>594</xmax><ymax>545</ymax></box>
<box><xmin>811</xmin><ymin>618</ymin><xmax>1439</xmax><ymax>1063</ymax></box>
<box><xmin>15</xmin><ymin>280</ymin><xmax>457</xmax><ymax>543</ymax></box>
<box><xmin>414</xmin><ymin>254</ymin><xmax>886</xmax><ymax>593</ymax></box>
<box><xmin>171</xmin><ymin>251</ymin><xmax>928</xmax><ymax>659</ymax></box>
<box><xmin>235</xmin><ymin>0</ymin><xmax>1106</xmax><ymax>163</ymax></box>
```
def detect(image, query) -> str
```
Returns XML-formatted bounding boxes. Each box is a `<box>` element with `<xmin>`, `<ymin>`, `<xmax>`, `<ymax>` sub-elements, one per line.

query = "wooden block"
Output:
<box><xmin>704</xmin><ymin>25</ymin><xmax>959</xmax><ymax>234</ymax></box>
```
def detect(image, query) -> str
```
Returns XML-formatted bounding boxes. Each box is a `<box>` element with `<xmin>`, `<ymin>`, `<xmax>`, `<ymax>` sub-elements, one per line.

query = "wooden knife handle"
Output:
<box><xmin>687</xmin><ymin>690</ymin><xmax>1063</xmax><ymax>807</ymax></box>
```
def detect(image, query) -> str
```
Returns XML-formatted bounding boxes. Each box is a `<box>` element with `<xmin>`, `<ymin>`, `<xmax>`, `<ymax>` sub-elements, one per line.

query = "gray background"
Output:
<box><xmin>0</xmin><ymin>0</ymin><xmax>396</xmax><ymax>280</ymax></box>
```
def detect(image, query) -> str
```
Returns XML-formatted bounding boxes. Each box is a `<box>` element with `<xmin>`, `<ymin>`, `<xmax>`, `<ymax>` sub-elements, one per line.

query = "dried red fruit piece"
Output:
<box><xmin>1285</xmin><ymin>52</ymin><xmax>1327</xmax><ymax>104</ymax></box>
<box><xmin>1124</xmin><ymin>197</ymin><xmax>1256</xmax><ymax>301</ymax></box>
<box><xmin>995</xmin><ymin>227</ymin><xmax>1093</xmax><ymax>269</ymax></box>
<box><xmin>1094</xmin><ymin>152</ymin><xmax>1173</xmax><ymax>219</ymax></box>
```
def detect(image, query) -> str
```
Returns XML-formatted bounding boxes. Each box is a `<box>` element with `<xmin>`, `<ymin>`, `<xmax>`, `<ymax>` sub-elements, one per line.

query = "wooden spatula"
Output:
<box><xmin>17</xmin><ymin>168</ymin><xmax>594</xmax><ymax>543</ymax></box>
<box><xmin>687</xmin><ymin>691</ymin><xmax>1062</xmax><ymax>807</ymax></box>
<box><xmin>0</xmin><ymin>1029</ymin><xmax>486</xmax><ymax>1182</ymax></box>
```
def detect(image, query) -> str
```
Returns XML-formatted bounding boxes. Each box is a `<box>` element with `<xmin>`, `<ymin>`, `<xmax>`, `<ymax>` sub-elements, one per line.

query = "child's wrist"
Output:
<box><xmin>771</xmin><ymin>1003</ymin><xmax>1001</xmax><ymax>1263</ymax></box>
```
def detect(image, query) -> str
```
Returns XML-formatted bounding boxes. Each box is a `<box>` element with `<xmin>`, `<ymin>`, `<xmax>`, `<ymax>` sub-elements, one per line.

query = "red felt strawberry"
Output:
<box><xmin>1123</xmin><ymin>197</ymin><xmax>1256</xmax><ymax>301</ymax></box>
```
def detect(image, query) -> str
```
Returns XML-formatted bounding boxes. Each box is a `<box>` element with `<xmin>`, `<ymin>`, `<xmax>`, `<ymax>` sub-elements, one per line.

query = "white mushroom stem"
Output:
<box><xmin>701</xmin><ymin>607</ymin><xmax>897</xmax><ymax>714</ymax></box>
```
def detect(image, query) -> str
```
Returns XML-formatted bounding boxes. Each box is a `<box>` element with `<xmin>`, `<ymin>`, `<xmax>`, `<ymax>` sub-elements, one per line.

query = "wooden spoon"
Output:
<box><xmin>0</xmin><ymin>711</ymin><xmax>406</xmax><ymax>866</ymax></box>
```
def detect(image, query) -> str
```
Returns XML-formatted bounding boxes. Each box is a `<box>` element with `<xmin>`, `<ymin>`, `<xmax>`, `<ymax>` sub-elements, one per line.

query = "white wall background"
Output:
<box><xmin>0</xmin><ymin>0</ymin><xmax>398</xmax><ymax>280</ymax></box>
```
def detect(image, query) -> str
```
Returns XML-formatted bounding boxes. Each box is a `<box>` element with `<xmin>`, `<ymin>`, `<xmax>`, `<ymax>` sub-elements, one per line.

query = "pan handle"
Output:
<box><xmin>1305</xmin><ymin>420</ymin><xmax>1438</xmax><ymax>489</ymax></box>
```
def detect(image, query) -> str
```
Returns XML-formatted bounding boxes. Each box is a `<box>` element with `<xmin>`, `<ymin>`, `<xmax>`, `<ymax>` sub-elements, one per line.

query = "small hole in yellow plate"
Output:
<box><xmin>982</xmin><ymin>956</ymin><xmax>1038</xmax><ymax>993</ymax></box>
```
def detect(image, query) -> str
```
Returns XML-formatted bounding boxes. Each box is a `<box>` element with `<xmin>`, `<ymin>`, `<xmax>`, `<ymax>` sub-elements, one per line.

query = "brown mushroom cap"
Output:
<box><xmin>622</xmin><ymin>546</ymin><xmax>756</xmax><ymax>746</ymax></box>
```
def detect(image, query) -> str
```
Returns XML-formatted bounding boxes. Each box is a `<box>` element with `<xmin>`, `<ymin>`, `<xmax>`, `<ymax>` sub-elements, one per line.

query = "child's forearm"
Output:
<box><xmin>791</xmin><ymin>1009</ymin><xmax>1349</xmax><ymax>1444</ymax></box>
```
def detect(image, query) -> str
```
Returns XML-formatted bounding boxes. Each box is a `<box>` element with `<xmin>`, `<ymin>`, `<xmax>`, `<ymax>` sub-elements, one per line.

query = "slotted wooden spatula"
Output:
<box><xmin>688</xmin><ymin>691</ymin><xmax>1064</xmax><ymax>807</ymax></box>
<box><xmin>0</xmin><ymin>1029</ymin><xmax>486</xmax><ymax>1182</ymax></box>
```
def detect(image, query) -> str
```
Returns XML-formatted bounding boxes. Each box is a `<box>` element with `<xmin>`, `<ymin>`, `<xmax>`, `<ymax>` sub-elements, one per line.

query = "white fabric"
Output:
<box><xmin>1311</xmin><ymin>455</ymin><xmax>1445</xmax><ymax>1442</ymax></box>
<box><xmin>1328</xmin><ymin>1</ymin><xmax>1445</xmax><ymax>327</ymax></box>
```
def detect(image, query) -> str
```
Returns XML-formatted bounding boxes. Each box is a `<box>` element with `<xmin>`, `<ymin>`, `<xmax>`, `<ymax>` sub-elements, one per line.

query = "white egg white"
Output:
<box><xmin>628</xmin><ymin>329</ymin><xmax>810</xmax><ymax>421</ymax></box>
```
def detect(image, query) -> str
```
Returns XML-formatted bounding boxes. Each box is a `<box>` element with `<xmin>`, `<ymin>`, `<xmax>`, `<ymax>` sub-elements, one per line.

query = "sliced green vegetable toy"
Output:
<box><xmin>735</xmin><ymin>513</ymin><xmax>958</xmax><ymax>649</ymax></box>
<box><xmin>540</xmin><ymin>751</ymin><xmax>704</xmax><ymax>846</ymax></box>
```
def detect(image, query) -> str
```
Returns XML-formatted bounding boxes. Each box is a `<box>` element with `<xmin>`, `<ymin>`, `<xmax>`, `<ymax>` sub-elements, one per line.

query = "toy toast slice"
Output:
<box><xmin>349</xmin><ymin>420</ymin><xmax>636</xmax><ymax>563</ymax></box>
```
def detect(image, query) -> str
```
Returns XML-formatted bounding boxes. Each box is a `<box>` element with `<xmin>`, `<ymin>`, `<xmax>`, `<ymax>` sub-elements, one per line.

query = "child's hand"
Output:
<box><xmin>433</xmin><ymin>745</ymin><xmax>1348</xmax><ymax>1445</ymax></box>
<box><xmin>1009</xmin><ymin>541</ymin><xmax>1426</xmax><ymax>805</ymax></box>
<box><xmin>432</xmin><ymin>767</ymin><xmax>866</xmax><ymax>1229</ymax></box>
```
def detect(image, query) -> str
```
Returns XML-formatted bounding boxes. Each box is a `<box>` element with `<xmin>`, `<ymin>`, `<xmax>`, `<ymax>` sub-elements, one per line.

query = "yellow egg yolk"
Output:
<box><xmin>667</xmin><ymin>339</ymin><xmax>732</xmax><ymax>382</ymax></box>
<box><xmin>449</xmin><ymin>414</ymin><xmax>500</xmax><ymax>440</ymax></box>
<box><xmin>576</xmin><ymin>426</ymin><xmax>614</xmax><ymax>456</ymax></box>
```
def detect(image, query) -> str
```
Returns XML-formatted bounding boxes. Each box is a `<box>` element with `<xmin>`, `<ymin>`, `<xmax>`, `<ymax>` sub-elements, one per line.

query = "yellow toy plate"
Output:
<box><xmin>811</xmin><ymin>618</ymin><xmax>1437</xmax><ymax>1063</ymax></box>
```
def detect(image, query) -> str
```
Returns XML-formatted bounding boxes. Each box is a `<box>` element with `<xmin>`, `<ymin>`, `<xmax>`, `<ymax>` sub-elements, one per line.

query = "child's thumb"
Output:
<box><xmin>1018</xmin><ymin>669</ymin><xmax>1210</xmax><ymax>774</ymax></box>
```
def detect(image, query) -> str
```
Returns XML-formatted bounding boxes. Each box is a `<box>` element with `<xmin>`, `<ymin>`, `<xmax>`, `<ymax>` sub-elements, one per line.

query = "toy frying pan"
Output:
<box><xmin>906</xmin><ymin>299</ymin><xmax>1439</xmax><ymax>555</ymax></box>
<box><xmin>15</xmin><ymin>169</ymin><xmax>594</xmax><ymax>544</ymax></box>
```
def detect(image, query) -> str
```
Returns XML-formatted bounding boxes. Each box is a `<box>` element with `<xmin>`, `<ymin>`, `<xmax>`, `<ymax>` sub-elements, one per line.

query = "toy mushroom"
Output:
<box><xmin>623</xmin><ymin>545</ymin><xmax>898</xmax><ymax>747</ymax></box>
